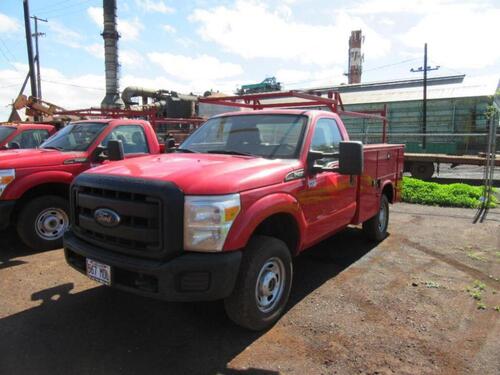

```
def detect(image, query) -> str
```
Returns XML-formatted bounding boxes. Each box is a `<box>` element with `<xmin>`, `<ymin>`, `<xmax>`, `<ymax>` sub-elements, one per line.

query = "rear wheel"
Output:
<box><xmin>362</xmin><ymin>195</ymin><xmax>389</xmax><ymax>241</ymax></box>
<box><xmin>17</xmin><ymin>195</ymin><xmax>69</xmax><ymax>250</ymax></box>
<box><xmin>224</xmin><ymin>235</ymin><xmax>293</xmax><ymax>331</ymax></box>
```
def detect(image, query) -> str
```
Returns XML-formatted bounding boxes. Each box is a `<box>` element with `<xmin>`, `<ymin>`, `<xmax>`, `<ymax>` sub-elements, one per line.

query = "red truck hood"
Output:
<box><xmin>0</xmin><ymin>149</ymin><xmax>85</xmax><ymax>169</ymax></box>
<box><xmin>86</xmin><ymin>153</ymin><xmax>301</xmax><ymax>194</ymax></box>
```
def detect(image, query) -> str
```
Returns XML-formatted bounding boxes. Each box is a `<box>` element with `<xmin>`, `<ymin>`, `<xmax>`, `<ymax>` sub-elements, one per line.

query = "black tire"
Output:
<box><xmin>224</xmin><ymin>235</ymin><xmax>293</xmax><ymax>331</ymax></box>
<box><xmin>362</xmin><ymin>194</ymin><xmax>389</xmax><ymax>241</ymax></box>
<box><xmin>17</xmin><ymin>195</ymin><xmax>69</xmax><ymax>250</ymax></box>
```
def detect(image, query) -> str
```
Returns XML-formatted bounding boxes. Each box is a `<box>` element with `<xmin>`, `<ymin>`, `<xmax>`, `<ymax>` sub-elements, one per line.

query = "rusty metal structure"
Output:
<box><xmin>199</xmin><ymin>90</ymin><xmax>388</xmax><ymax>140</ymax></box>
<box><xmin>346</xmin><ymin>30</ymin><xmax>363</xmax><ymax>84</ymax></box>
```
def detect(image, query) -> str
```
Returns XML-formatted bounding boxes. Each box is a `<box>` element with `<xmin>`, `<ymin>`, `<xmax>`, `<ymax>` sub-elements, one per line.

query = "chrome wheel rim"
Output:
<box><xmin>35</xmin><ymin>208</ymin><xmax>69</xmax><ymax>241</ymax></box>
<box><xmin>378</xmin><ymin>201</ymin><xmax>388</xmax><ymax>232</ymax></box>
<box><xmin>255</xmin><ymin>257</ymin><xmax>286</xmax><ymax>313</ymax></box>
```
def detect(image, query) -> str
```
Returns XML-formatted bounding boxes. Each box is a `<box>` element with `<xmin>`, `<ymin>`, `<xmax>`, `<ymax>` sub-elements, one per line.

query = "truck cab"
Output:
<box><xmin>0</xmin><ymin>123</ymin><xmax>56</xmax><ymax>150</ymax></box>
<box><xmin>64</xmin><ymin>106</ymin><xmax>404</xmax><ymax>330</ymax></box>
<box><xmin>0</xmin><ymin>119</ymin><xmax>161</xmax><ymax>250</ymax></box>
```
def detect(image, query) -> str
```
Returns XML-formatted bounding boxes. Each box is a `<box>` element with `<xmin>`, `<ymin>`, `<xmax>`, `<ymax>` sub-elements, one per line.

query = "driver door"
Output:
<box><xmin>301</xmin><ymin>118</ymin><xmax>357</xmax><ymax>245</ymax></box>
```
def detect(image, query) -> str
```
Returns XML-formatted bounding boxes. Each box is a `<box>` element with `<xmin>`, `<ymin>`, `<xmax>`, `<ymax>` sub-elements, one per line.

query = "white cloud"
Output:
<box><xmin>277</xmin><ymin>67</ymin><xmax>346</xmax><ymax>87</ymax></box>
<box><xmin>401</xmin><ymin>5</ymin><xmax>500</xmax><ymax>69</ymax></box>
<box><xmin>87</xmin><ymin>7</ymin><xmax>102</xmax><ymax>26</ymax></box>
<box><xmin>87</xmin><ymin>7</ymin><xmax>144</xmax><ymax>41</ymax></box>
<box><xmin>135</xmin><ymin>0</ymin><xmax>175</xmax><ymax>14</ymax></box>
<box><xmin>148</xmin><ymin>52</ymin><xmax>243</xmax><ymax>81</ymax></box>
<box><xmin>120</xmin><ymin>49</ymin><xmax>145</xmax><ymax>67</ymax></box>
<box><xmin>48</xmin><ymin>21</ymin><xmax>83</xmax><ymax>49</ymax></box>
<box><xmin>84</xmin><ymin>44</ymin><xmax>103</xmax><ymax>59</ymax></box>
<box><xmin>162</xmin><ymin>24</ymin><xmax>176</xmax><ymax>33</ymax></box>
<box><xmin>0</xmin><ymin>63</ymin><xmax>105</xmax><ymax>120</ymax></box>
<box><xmin>0</xmin><ymin>13</ymin><xmax>20</xmax><ymax>33</ymax></box>
<box><xmin>189</xmin><ymin>1</ymin><xmax>390</xmax><ymax>66</ymax></box>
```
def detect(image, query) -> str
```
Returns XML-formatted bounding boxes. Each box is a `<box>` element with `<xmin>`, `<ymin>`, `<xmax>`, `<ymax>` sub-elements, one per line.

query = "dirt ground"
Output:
<box><xmin>0</xmin><ymin>203</ymin><xmax>499</xmax><ymax>375</ymax></box>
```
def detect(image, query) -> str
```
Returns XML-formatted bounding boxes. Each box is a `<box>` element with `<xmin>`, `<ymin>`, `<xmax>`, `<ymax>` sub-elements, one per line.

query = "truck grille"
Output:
<box><xmin>70</xmin><ymin>174</ymin><xmax>184</xmax><ymax>259</ymax></box>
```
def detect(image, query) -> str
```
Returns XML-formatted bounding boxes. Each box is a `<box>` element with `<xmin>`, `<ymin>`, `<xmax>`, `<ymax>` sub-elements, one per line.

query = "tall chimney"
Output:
<box><xmin>101</xmin><ymin>0</ymin><xmax>123</xmax><ymax>108</ymax></box>
<box><xmin>347</xmin><ymin>30</ymin><xmax>363</xmax><ymax>84</ymax></box>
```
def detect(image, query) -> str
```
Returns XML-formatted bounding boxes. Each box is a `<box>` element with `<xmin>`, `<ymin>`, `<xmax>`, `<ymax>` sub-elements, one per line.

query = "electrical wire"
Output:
<box><xmin>42</xmin><ymin>79</ymin><xmax>104</xmax><ymax>91</ymax></box>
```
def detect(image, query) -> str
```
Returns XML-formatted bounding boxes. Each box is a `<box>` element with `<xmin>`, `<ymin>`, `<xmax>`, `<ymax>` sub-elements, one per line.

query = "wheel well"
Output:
<box><xmin>382</xmin><ymin>183</ymin><xmax>394</xmax><ymax>203</ymax></box>
<box><xmin>253</xmin><ymin>213</ymin><xmax>300</xmax><ymax>255</ymax></box>
<box><xmin>14</xmin><ymin>183</ymin><xmax>70</xmax><ymax>215</ymax></box>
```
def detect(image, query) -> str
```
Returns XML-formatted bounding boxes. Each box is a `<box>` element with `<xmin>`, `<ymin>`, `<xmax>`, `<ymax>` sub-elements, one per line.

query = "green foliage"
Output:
<box><xmin>467</xmin><ymin>251</ymin><xmax>486</xmax><ymax>262</ymax></box>
<box><xmin>477</xmin><ymin>302</ymin><xmax>486</xmax><ymax>310</ymax></box>
<box><xmin>402</xmin><ymin>177</ymin><xmax>498</xmax><ymax>208</ymax></box>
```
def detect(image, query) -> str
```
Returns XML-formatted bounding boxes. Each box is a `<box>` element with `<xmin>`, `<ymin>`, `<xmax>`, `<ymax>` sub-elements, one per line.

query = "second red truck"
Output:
<box><xmin>0</xmin><ymin>119</ymin><xmax>161</xmax><ymax>250</ymax></box>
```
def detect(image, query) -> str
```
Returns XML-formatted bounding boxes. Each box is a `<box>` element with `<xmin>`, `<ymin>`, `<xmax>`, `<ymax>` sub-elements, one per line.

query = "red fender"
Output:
<box><xmin>3</xmin><ymin>171</ymin><xmax>74</xmax><ymax>200</ymax></box>
<box><xmin>223</xmin><ymin>193</ymin><xmax>307</xmax><ymax>252</ymax></box>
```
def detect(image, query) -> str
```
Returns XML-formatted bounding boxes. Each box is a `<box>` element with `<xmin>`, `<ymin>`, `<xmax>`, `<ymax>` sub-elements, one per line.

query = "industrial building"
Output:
<box><xmin>311</xmin><ymin>74</ymin><xmax>498</xmax><ymax>155</ymax></box>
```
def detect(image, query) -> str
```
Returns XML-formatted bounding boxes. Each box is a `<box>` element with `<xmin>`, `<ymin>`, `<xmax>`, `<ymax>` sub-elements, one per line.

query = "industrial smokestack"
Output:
<box><xmin>101</xmin><ymin>0</ymin><xmax>123</xmax><ymax>108</ymax></box>
<box><xmin>347</xmin><ymin>30</ymin><xmax>363</xmax><ymax>84</ymax></box>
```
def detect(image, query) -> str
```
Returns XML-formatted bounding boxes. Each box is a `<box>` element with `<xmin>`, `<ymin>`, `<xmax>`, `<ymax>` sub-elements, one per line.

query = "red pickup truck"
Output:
<box><xmin>0</xmin><ymin>123</ymin><xmax>56</xmax><ymax>150</ymax></box>
<box><xmin>64</xmin><ymin>108</ymin><xmax>404</xmax><ymax>330</ymax></box>
<box><xmin>0</xmin><ymin>119</ymin><xmax>161</xmax><ymax>250</ymax></box>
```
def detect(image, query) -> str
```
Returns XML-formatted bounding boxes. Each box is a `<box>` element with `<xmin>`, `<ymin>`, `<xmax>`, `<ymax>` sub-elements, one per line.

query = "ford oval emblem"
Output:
<box><xmin>94</xmin><ymin>208</ymin><xmax>121</xmax><ymax>227</ymax></box>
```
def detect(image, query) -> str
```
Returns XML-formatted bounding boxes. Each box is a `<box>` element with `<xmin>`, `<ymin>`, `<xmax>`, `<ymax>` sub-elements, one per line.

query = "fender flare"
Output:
<box><xmin>380</xmin><ymin>180</ymin><xmax>395</xmax><ymax>203</ymax></box>
<box><xmin>223</xmin><ymin>193</ymin><xmax>307</xmax><ymax>252</ymax></box>
<box><xmin>4</xmin><ymin>171</ymin><xmax>74</xmax><ymax>200</ymax></box>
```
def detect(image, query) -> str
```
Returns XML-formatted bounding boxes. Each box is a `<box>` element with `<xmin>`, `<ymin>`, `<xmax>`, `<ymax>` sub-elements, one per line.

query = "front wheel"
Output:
<box><xmin>362</xmin><ymin>194</ymin><xmax>389</xmax><ymax>241</ymax></box>
<box><xmin>17</xmin><ymin>195</ymin><xmax>69</xmax><ymax>250</ymax></box>
<box><xmin>224</xmin><ymin>236</ymin><xmax>293</xmax><ymax>331</ymax></box>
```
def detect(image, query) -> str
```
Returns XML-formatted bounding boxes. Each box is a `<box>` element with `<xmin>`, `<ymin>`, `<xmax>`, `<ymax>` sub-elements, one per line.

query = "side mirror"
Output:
<box><xmin>165</xmin><ymin>138</ymin><xmax>176</xmax><ymax>153</ymax></box>
<box><xmin>7</xmin><ymin>142</ymin><xmax>20</xmax><ymax>150</ymax></box>
<box><xmin>338</xmin><ymin>141</ymin><xmax>363</xmax><ymax>175</ymax></box>
<box><xmin>107</xmin><ymin>140</ymin><xmax>125</xmax><ymax>161</ymax></box>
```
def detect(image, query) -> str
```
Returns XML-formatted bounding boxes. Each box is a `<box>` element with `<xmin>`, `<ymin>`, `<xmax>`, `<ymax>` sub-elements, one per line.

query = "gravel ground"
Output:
<box><xmin>0</xmin><ymin>203</ymin><xmax>499</xmax><ymax>375</ymax></box>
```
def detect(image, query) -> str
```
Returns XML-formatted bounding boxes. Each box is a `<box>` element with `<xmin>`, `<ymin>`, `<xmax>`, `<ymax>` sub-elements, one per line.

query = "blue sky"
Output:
<box><xmin>0</xmin><ymin>0</ymin><xmax>499</xmax><ymax>119</ymax></box>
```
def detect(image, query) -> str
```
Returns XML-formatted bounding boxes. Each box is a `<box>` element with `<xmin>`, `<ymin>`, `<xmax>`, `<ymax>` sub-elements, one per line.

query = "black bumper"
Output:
<box><xmin>64</xmin><ymin>231</ymin><xmax>242</xmax><ymax>302</ymax></box>
<box><xmin>0</xmin><ymin>200</ymin><xmax>15</xmax><ymax>231</ymax></box>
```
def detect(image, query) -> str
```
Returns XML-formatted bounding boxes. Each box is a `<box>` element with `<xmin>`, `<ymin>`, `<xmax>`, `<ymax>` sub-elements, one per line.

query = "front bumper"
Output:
<box><xmin>0</xmin><ymin>200</ymin><xmax>15</xmax><ymax>231</ymax></box>
<box><xmin>64</xmin><ymin>231</ymin><xmax>242</xmax><ymax>301</ymax></box>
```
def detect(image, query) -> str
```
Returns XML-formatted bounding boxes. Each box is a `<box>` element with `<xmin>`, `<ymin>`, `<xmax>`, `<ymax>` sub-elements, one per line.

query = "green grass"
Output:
<box><xmin>402</xmin><ymin>177</ymin><xmax>498</xmax><ymax>208</ymax></box>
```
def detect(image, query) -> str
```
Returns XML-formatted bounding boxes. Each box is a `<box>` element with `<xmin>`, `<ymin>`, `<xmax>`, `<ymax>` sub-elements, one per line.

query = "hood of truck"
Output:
<box><xmin>85</xmin><ymin>153</ymin><xmax>301</xmax><ymax>194</ymax></box>
<box><xmin>0</xmin><ymin>149</ymin><xmax>86</xmax><ymax>169</ymax></box>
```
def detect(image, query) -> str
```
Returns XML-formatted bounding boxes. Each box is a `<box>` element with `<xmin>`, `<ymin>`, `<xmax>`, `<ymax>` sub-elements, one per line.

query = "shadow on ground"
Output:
<box><xmin>0</xmin><ymin>228</ymin><xmax>378</xmax><ymax>375</ymax></box>
<box><xmin>0</xmin><ymin>228</ymin><xmax>46</xmax><ymax>270</ymax></box>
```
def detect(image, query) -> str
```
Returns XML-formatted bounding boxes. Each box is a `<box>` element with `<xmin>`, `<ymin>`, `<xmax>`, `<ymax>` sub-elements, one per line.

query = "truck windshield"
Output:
<box><xmin>41</xmin><ymin>122</ymin><xmax>106</xmax><ymax>152</ymax></box>
<box><xmin>0</xmin><ymin>127</ymin><xmax>15</xmax><ymax>143</ymax></box>
<box><xmin>180</xmin><ymin>114</ymin><xmax>307</xmax><ymax>159</ymax></box>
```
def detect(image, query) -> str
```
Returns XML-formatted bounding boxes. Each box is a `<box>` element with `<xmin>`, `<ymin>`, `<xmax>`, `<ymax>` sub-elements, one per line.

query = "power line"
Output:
<box><xmin>42</xmin><ymin>79</ymin><xmax>105</xmax><ymax>91</ymax></box>
<box><xmin>0</xmin><ymin>37</ymin><xmax>18</xmax><ymax>62</ymax></box>
<box><xmin>364</xmin><ymin>57</ymin><xmax>420</xmax><ymax>73</ymax></box>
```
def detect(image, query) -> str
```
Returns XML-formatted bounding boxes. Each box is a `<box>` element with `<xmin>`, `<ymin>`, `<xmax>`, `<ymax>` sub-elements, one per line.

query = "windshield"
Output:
<box><xmin>0</xmin><ymin>127</ymin><xmax>15</xmax><ymax>143</ymax></box>
<box><xmin>180</xmin><ymin>114</ymin><xmax>307</xmax><ymax>159</ymax></box>
<box><xmin>41</xmin><ymin>122</ymin><xmax>106</xmax><ymax>152</ymax></box>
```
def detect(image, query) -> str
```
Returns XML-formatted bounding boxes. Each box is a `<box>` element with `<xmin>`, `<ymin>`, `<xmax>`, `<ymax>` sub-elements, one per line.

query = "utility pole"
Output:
<box><xmin>411</xmin><ymin>43</ymin><xmax>440</xmax><ymax>149</ymax></box>
<box><xmin>31</xmin><ymin>16</ymin><xmax>47</xmax><ymax>100</ymax></box>
<box><xmin>23</xmin><ymin>0</ymin><xmax>40</xmax><ymax>121</ymax></box>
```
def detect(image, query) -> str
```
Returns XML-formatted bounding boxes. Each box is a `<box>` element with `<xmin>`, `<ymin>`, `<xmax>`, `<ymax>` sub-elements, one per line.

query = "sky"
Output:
<box><xmin>0</xmin><ymin>0</ymin><xmax>499</xmax><ymax>120</ymax></box>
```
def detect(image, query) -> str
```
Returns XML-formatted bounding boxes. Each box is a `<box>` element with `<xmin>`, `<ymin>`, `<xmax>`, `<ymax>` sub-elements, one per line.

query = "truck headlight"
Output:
<box><xmin>0</xmin><ymin>169</ymin><xmax>15</xmax><ymax>197</ymax></box>
<box><xmin>184</xmin><ymin>194</ymin><xmax>241</xmax><ymax>252</ymax></box>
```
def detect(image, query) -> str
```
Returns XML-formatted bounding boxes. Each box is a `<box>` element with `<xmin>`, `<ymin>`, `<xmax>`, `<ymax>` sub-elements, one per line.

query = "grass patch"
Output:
<box><xmin>402</xmin><ymin>177</ymin><xmax>498</xmax><ymax>208</ymax></box>
<box><xmin>467</xmin><ymin>251</ymin><xmax>486</xmax><ymax>262</ymax></box>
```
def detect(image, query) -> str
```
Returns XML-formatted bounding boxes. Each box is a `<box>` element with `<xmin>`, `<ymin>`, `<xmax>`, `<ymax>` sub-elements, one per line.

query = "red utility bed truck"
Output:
<box><xmin>0</xmin><ymin>123</ymin><xmax>56</xmax><ymax>150</ymax></box>
<box><xmin>63</xmin><ymin>92</ymin><xmax>404</xmax><ymax>330</ymax></box>
<box><xmin>0</xmin><ymin>119</ymin><xmax>161</xmax><ymax>250</ymax></box>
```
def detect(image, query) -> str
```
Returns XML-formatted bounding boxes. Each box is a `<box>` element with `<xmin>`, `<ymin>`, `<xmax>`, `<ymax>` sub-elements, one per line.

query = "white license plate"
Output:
<box><xmin>86</xmin><ymin>258</ymin><xmax>111</xmax><ymax>286</ymax></box>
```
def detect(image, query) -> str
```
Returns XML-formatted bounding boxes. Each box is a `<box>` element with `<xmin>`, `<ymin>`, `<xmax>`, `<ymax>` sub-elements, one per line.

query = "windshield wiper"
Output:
<box><xmin>42</xmin><ymin>146</ymin><xmax>64</xmax><ymax>151</ymax></box>
<box><xmin>206</xmin><ymin>149</ymin><xmax>254</xmax><ymax>156</ymax></box>
<box><xmin>175</xmin><ymin>148</ymin><xmax>198</xmax><ymax>153</ymax></box>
